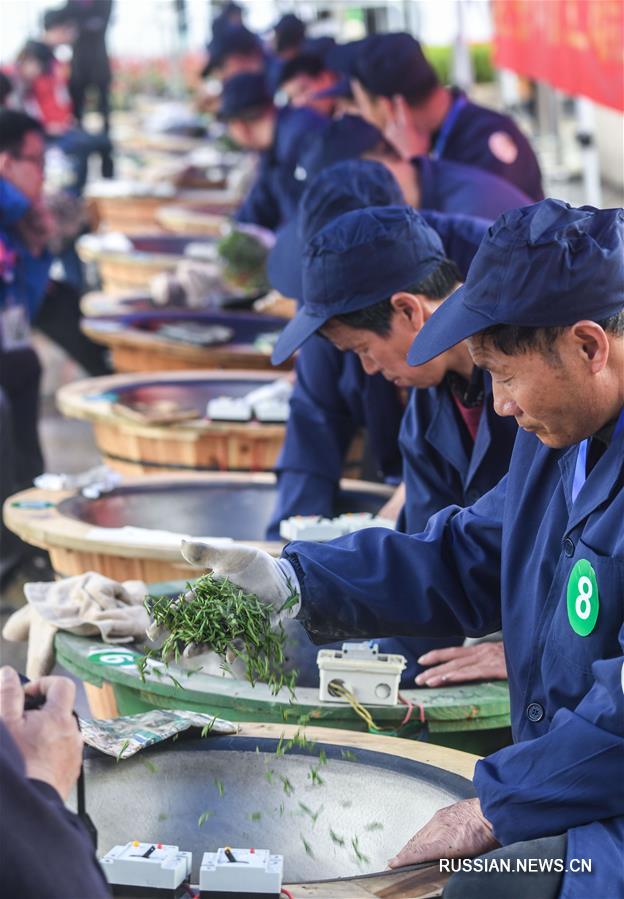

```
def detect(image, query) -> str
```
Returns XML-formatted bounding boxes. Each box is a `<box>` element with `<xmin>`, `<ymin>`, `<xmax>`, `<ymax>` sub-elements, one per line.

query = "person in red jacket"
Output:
<box><xmin>12</xmin><ymin>26</ymin><xmax>112</xmax><ymax>193</ymax></box>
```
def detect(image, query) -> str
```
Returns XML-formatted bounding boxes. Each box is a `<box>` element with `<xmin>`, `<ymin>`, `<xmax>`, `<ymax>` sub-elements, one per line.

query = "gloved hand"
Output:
<box><xmin>179</xmin><ymin>539</ymin><xmax>301</xmax><ymax>616</ymax></box>
<box><xmin>144</xmin><ymin>541</ymin><xmax>301</xmax><ymax>679</ymax></box>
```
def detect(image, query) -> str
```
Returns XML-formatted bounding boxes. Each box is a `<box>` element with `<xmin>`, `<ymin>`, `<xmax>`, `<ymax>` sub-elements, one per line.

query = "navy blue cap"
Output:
<box><xmin>325</xmin><ymin>40</ymin><xmax>367</xmax><ymax>75</ymax></box>
<box><xmin>302</xmin><ymin>36</ymin><xmax>336</xmax><ymax>60</ymax></box>
<box><xmin>268</xmin><ymin>160</ymin><xmax>404</xmax><ymax>301</ymax></box>
<box><xmin>218</xmin><ymin>72</ymin><xmax>272</xmax><ymax>121</ymax></box>
<box><xmin>274</xmin><ymin>13</ymin><xmax>306</xmax><ymax>52</ymax></box>
<box><xmin>408</xmin><ymin>200</ymin><xmax>624</xmax><ymax>366</ymax></box>
<box><xmin>271</xmin><ymin>205</ymin><xmax>446</xmax><ymax>364</ymax></box>
<box><xmin>352</xmin><ymin>33</ymin><xmax>438</xmax><ymax>101</ymax></box>
<box><xmin>204</xmin><ymin>24</ymin><xmax>261</xmax><ymax>76</ymax></box>
<box><xmin>312</xmin><ymin>73</ymin><xmax>353</xmax><ymax>101</ymax></box>
<box><xmin>297</xmin><ymin>114</ymin><xmax>382</xmax><ymax>182</ymax></box>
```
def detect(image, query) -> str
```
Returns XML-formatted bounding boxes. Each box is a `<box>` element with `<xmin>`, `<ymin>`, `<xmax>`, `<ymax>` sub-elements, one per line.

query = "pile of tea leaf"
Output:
<box><xmin>217</xmin><ymin>229</ymin><xmax>270</xmax><ymax>293</ymax></box>
<box><xmin>139</xmin><ymin>575</ymin><xmax>298</xmax><ymax>695</ymax></box>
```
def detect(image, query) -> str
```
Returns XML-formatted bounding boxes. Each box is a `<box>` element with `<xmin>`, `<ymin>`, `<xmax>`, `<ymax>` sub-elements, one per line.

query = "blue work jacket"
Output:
<box><xmin>269</xmin><ymin>211</ymin><xmax>490</xmax><ymax>539</ymax></box>
<box><xmin>419</xmin><ymin>210</ymin><xmax>489</xmax><ymax>280</ymax></box>
<box><xmin>0</xmin><ymin>178</ymin><xmax>51</xmax><ymax>320</ymax></box>
<box><xmin>433</xmin><ymin>89</ymin><xmax>544</xmax><ymax>202</ymax></box>
<box><xmin>285</xmin><ymin>422</ymin><xmax>624</xmax><ymax>899</ymax></box>
<box><xmin>235</xmin><ymin>106</ymin><xmax>327</xmax><ymax>231</ymax></box>
<box><xmin>416</xmin><ymin>156</ymin><xmax>532</xmax><ymax>220</ymax></box>
<box><xmin>267</xmin><ymin>336</ymin><xmax>405</xmax><ymax>539</ymax></box>
<box><xmin>376</xmin><ymin>374</ymin><xmax>516</xmax><ymax>677</ymax></box>
<box><xmin>398</xmin><ymin>375</ymin><xmax>517</xmax><ymax>532</ymax></box>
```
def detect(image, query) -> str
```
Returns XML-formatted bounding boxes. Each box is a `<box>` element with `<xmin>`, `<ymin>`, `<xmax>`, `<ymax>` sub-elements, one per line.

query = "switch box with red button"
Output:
<box><xmin>199</xmin><ymin>847</ymin><xmax>283</xmax><ymax>897</ymax></box>
<box><xmin>99</xmin><ymin>841</ymin><xmax>192</xmax><ymax>896</ymax></box>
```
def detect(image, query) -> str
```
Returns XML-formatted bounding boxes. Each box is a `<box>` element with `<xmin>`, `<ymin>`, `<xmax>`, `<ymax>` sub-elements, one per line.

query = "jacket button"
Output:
<box><xmin>563</xmin><ymin>537</ymin><xmax>575</xmax><ymax>557</ymax></box>
<box><xmin>526</xmin><ymin>702</ymin><xmax>544</xmax><ymax>723</ymax></box>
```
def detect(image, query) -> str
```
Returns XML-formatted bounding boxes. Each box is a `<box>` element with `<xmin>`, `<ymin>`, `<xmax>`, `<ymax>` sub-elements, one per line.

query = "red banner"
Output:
<box><xmin>492</xmin><ymin>0</ymin><xmax>624</xmax><ymax>111</ymax></box>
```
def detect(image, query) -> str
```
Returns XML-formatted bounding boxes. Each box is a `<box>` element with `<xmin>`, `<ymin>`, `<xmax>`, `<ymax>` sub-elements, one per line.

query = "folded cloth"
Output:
<box><xmin>2</xmin><ymin>572</ymin><xmax>149</xmax><ymax>679</ymax></box>
<box><xmin>150</xmin><ymin>260</ymin><xmax>226</xmax><ymax>309</ymax></box>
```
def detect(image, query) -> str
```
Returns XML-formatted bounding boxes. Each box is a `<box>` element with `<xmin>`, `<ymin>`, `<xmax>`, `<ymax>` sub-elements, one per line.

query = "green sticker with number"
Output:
<box><xmin>566</xmin><ymin>559</ymin><xmax>599</xmax><ymax>636</ymax></box>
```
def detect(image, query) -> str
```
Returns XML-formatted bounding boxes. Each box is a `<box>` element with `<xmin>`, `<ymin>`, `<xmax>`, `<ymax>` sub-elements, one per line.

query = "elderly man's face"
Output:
<box><xmin>468</xmin><ymin>328</ymin><xmax>607</xmax><ymax>448</ymax></box>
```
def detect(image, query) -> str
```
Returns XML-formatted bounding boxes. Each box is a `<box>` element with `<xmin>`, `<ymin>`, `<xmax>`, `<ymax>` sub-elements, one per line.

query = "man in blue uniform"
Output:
<box><xmin>202</xmin><ymin>23</ymin><xmax>265</xmax><ymax>81</ymax></box>
<box><xmin>269</xmin><ymin>203</ymin><xmax>516</xmax><ymax>683</ymax></box>
<box><xmin>345</xmin><ymin>32</ymin><xmax>543</xmax><ymax>201</ymax></box>
<box><xmin>267</xmin><ymin>160</ymin><xmax>497</xmax><ymax>539</ymax></box>
<box><xmin>179</xmin><ymin>200</ymin><xmax>624</xmax><ymax>899</ymax></box>
<box><xmin>362</xmin><ymin>138</ymin><xmax>532</xmax><ymax>219</ymax></box>
<box><xmin>266</xmin><ymin>162</ymin><xmax>410</xmax><ymax>542</ymax></box>
<box><xmin>218</xmin><ymin>72</ymin><xmax>327</xmax><ymax>231</ymax></box>
<box><xmin>0</xmin><ymin>666</ymin><xmax>112</xmax><ymax>898</ymax></box>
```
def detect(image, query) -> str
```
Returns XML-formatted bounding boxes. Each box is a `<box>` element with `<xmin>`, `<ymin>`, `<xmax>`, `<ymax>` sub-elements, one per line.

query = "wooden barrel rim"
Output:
<box><xmin>4</xmin><ymin>475</ymin><xmax>392</xmax><ymax>560</ymax></box>
<box><xmin>57</xmin><ymin>370</ymin><xmax>287</xmax><ymax>438</ymax></box>
<box><xmin>81</xmin><ymin>321</ymin><xmax>289</xmax><ymax>369</ymax></box>
<box><xmin>54</xmin><ymin>631</ymin><xmax>509</xmax><ymax>729</ymax></box>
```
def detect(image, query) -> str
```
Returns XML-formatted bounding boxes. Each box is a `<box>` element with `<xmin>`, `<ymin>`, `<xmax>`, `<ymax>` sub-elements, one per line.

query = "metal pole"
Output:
<box><xmin>452</xmin><ymin>0</ymin><xmax>474</xmax><ymax>91</ymax></box>
<box><xmin>575</xmin><ymin>97</ymin><xmax>603</xmax><ymax>207</ymax></box>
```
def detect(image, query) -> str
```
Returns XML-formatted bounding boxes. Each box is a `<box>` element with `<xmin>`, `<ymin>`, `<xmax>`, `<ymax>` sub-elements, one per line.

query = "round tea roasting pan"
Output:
<box><xmin>81</xmin><ymin>309</ymin><xmax>290</xmax><ymax>373</ymax></box>
<box><xmin>71</xmin><ymin>725</ymin><xmax>476</xmax><ymax>892</ymax></box>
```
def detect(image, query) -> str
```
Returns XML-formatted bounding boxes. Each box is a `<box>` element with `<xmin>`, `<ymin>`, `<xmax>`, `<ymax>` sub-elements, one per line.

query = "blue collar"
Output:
<box><xmin>571</xmin><ymin>406</ymin><xmax>624</xmax><ymax>504</ymax></box>
<box><xmin>431</xmin><ymin>92</ymin><xmax>468</xmax><ymax>159</ymax></box>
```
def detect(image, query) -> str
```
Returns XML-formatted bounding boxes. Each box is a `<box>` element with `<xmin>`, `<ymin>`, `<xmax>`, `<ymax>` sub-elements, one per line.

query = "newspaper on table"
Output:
<box><xmin>79</xmin><ymin>709</ymin><xmax>238</xmax><ymax>759</ymax></box>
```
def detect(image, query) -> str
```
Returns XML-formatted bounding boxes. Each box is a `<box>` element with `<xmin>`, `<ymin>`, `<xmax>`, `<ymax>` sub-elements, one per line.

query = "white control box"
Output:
<box><xmin>100</xmin><ymin>841</ymin><xmax>192</xmax><ymax>890</ymax></box>
<box><xmin>334</xmin><ymin>512</ymin><xmax>396</xmax><ymax>533</ymax></box>
<box><xmin>280</xmin><ymin>513</ymin><xmax>395</xmax><ymax>542</ymax></box>
<box><xmin>199</xmin><ymin>847</ymin><xmax>283</xmax><ymax>895</ymax></box>
<box><xmin>253</xmin><ymin>398</ymin><xmax>290</xmax><ymax>423</ymax></box>
<box><xmin>279</xmin><ymin>515</ymin><xmax>344</xmax><ymax>541</ymax></box>
<box><xmin>207</xmin><ymin>397</ymin><xmax>252</xmax><ymax>421</ymax></box>
<box><xmin>317</xmin><ymin>642</ymin><xmax>406</xmax><ymax>706</ymax></box>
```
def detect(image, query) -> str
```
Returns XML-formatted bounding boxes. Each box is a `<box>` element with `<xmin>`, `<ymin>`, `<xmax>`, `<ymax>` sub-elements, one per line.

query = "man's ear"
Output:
<box><xmin>390</xmin><ymin>292</ymin><xmax>425</xmax><ymax>334</ymax></box>
<box><xmin>569</xmin><ymin>320</ymin><xmax>611</xmax><ymax>373</ymax></box>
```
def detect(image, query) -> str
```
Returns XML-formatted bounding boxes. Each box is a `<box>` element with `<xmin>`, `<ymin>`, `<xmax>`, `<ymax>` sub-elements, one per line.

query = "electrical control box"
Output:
<box><xmin>334</xmin><ymin>512</ymin><xmax>396</xmax><ymax>533</ymax></box>
<box><xmin>99</xmin><ymin>841</ymin><xmax>192</xmax><ymax>893</ymax></box>
<box><xmin>207</xmin><ymin>397</ymin><xmax>253</xmax><ymax>422</ymax></box>
<box><xmin>280</xmin><ymin>513</ymin><xmax>395</xmax><ymax>542</ymax></box>
<box><xmin>317</xmin><ymin>642</ymin><xmax>406</xmax><ymax>706</ymax></box>
<box><xmin>279</xmin><ymin>515</ymin><xmax>344</xmax><ymax>541</ymax></box>
<box><xmin>253</xmin><ymin>398</ymin><xmax>290</xmax><ymax>423</ymax></box>
<box><xmin>199</xmin><ymin>847</ymin><xmax>283</xmax><ymax>897</ymax></box>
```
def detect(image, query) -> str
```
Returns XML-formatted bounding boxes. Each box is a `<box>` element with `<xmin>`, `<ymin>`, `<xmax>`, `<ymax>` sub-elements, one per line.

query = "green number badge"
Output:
<box><xmin>566</xmin><ymin>559</ymin><xmax>599</xmax><ymax>636</ymax></box>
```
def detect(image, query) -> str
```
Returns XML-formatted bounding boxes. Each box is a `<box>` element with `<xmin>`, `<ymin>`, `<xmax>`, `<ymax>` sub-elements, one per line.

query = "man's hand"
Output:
<box><xmin>180</xmin><ymin>540</ymin><xmax>300</xmax><ymax>615</ymax></box>
<box><xmin>383</xmin><ymin>95</ymin><xmax>430</xmax><ymax>159</ymax></box>
<box><xmin>415</xmin><ymin>642</ymin><xmax>507</xmax><ymax>687</ymax></box>
<box><xmin>377</xmin><ymin>482</ymin><xmax>405</xmax><ymax>524</ymax></box>
<box><xmin>388</xmin><ymin>798</ymin><xmax>499</xmax><ymax>868</ymax></box>
<box><xmin>17</xmin><ymin>201</ymin><xmax>54</xmax><ymax>256</ymax></box>
<box><xmin>0</xmin><ymin>666</ymin><xmax>83</xmax><ymax>801</ymax></box>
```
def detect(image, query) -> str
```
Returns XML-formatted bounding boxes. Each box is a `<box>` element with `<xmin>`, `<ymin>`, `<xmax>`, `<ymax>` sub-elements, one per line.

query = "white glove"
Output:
<box><xmin>180</xmin><ymin>539</ymin><xmax>301</xmax><ymax>617</ymax></box>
